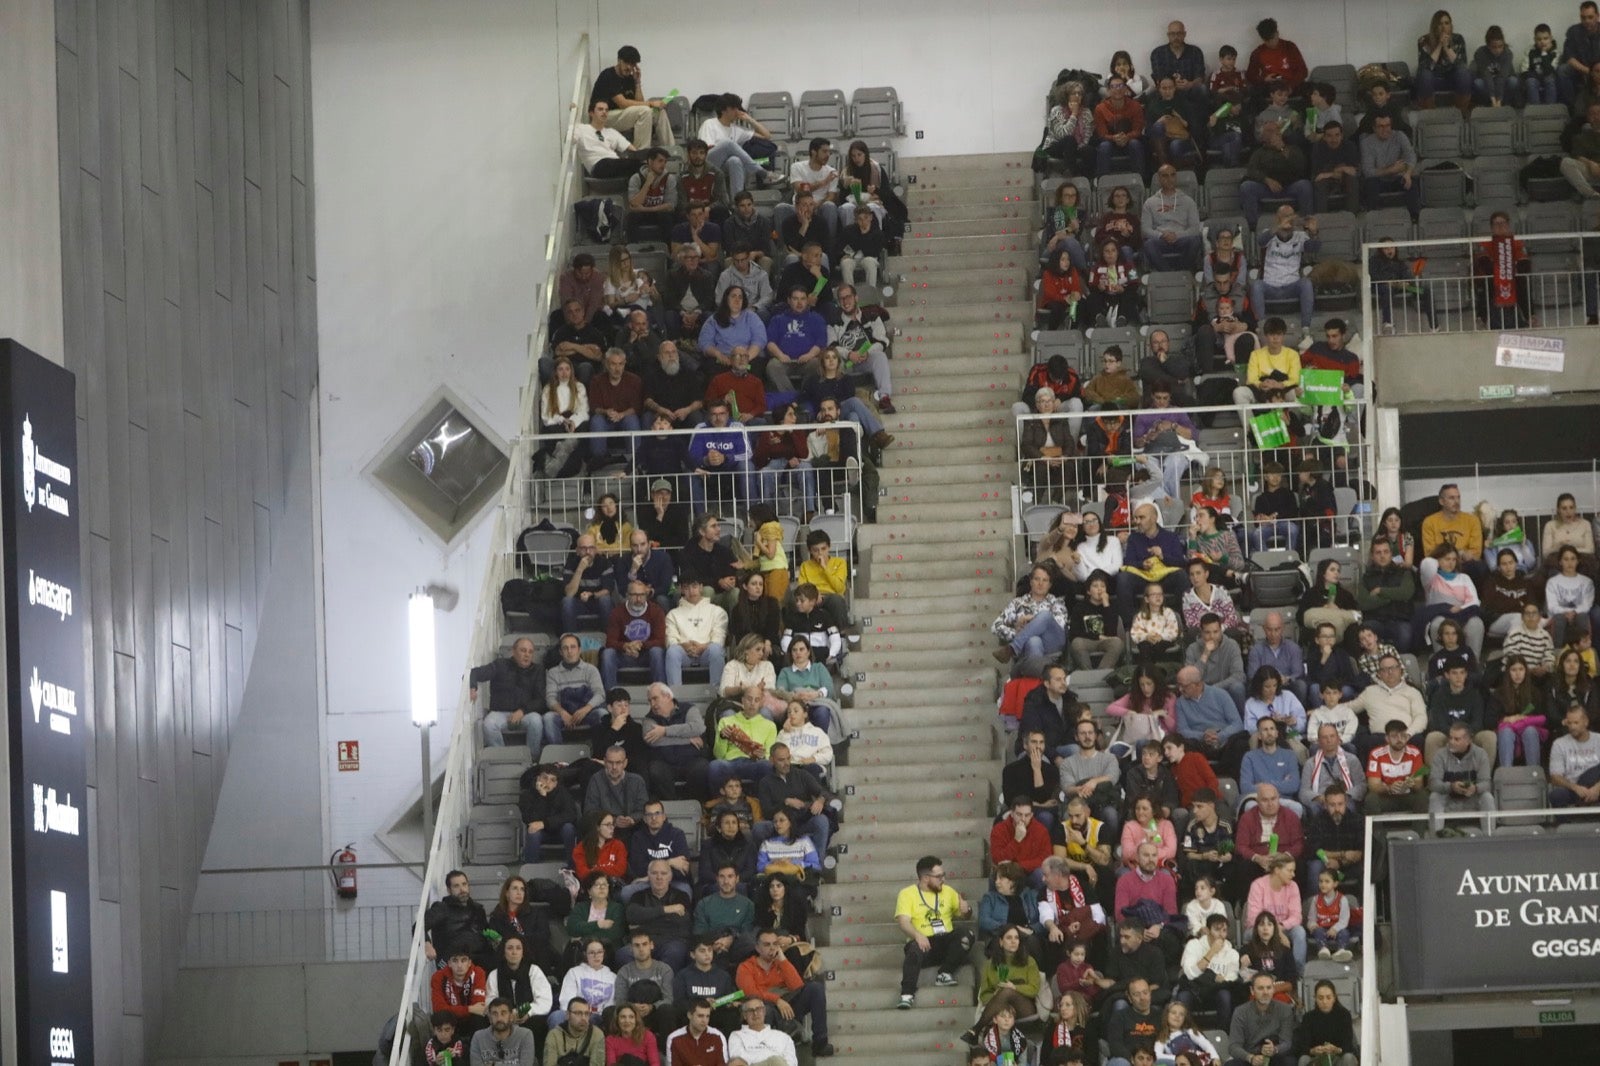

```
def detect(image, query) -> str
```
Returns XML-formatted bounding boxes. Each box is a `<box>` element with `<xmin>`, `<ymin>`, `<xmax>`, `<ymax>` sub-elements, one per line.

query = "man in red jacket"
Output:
<box><xmin>1232</xmin><ymin>782</ymin><xmax>1303</xmax><ymax>894</ymax></box>
<box><xmin>1246</xmin><ymin>18</ymin><xmax>1308</xmax><ymax>94</ymax></box>
<box><xmin>430</xmin><ymin>944</ymin><xmax>489</xmax><ymax>1040</ymax></box>
<box><xmin>989</xmin><ymin>796</ymin><xmax>1053</xmax><ymax>882</ymax></box>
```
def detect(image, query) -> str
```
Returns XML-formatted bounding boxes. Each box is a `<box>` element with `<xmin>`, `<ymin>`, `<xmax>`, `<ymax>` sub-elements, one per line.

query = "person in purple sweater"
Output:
<box><xmin>1119</xmin><ymin>502</ymin><xmax>1189</xmax><ymax>623</ymax></box>
<box><xmin>686</xmin><ymin>399</ymin><xmax>753</xmax><ymax>513</ymax></box>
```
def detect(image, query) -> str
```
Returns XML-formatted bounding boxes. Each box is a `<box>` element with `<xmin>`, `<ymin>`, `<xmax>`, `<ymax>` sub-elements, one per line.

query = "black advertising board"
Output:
<box><xmin>1391</xmin><ymin>832</ymin><xmax>1600</xmax><ymax>996</ymax></box>
<box><xmin>0</xmin><ymin>340</ymin><xmax>93</xmax><ymax>1065</ymax></box>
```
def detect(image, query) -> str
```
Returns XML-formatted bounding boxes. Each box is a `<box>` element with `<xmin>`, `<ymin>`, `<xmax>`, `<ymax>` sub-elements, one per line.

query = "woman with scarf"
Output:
<box><xmin>1042</xmin><ymin>81</ymin><xmax>1096</xmax><ymax>175</ymax></box>
<box><xmin>485</xmin><ymin>934</ymin><xmax>554</xmax><ymax>1036</ymax></box>
<box><xmin>1040</xmin><ymin>179</ymin><xmax>1090</xmax><ymax>270</ymax></box>
<box><xmin>962</xmin><ymin>925</ymin><xmax>1043</xmax><ymax>1048</ymax></box>
<box><xmin>1035</xmin><ymin>246</ymin><xmax>1087</xmax><ymax>331</ymax></box>
<box><xmin>490</xmin><ymin>876</ymin><xmax>563</xmax><ymax>973</ymax></box>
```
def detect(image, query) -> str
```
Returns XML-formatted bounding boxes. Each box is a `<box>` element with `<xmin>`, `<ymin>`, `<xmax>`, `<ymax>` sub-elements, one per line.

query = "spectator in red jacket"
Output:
<box><xmin>1246</xmin><ymin>18</ymin><xmax>1309</xmax><ymax>94</ymax></box>
<box><xmin>601</xmin><ymin>583</ymin><xmax>668</xmax><ymax>690</ymax></box>
<box><xmin>1232</xmin><ymin>782</ymin><xmax>1303</xmax><ymax>894</ymax></box>
<box><xmin>1163</xmin><ymin>734</ymin><xmax>1221</xmax><ymax>808</ymax></box>
<box><xmin>990</xmin><ymin>796</ymin><xmax>1053</xmax><ymax>880</ymax></box>
<box><xmin>430</xmin><ymin>945</ymin><xmax>490</xmax><ymax>1040</ymax></box>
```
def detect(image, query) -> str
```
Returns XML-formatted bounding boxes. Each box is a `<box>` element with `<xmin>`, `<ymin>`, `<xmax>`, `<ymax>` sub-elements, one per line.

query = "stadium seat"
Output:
<box><xmin>1022</xmin><ymin>503</ymin><xmax>1066</xmax><ymax>541</ymax></box>
<box><xmin>1359</xmin><ymin>208</ymin><xmax>1414</xmax><ymax>244</ymax></box>
<box><xmin>1144</xmin><ymin>271</ymin><xmax>1194</xmax><ymax>321</ymax></box>
<box><xmin>850</xmin><ymin>87</ymin><xmax>905</xmax><ymax>137</ymax></box>
<box><xmin>799</xmin><ymin>89</ymin><xmax>850</xmax><ymax>139</ymax></box>
<box><xmin>464</xmin><ymin>806</ymin><xmax>524</xmax><ymax>865</ymax></box>
<box><xmin>542</xmin><ymin>743</ymin><xmax>590</xmax><ymax>767</ymax></box>
<box><xmin>1085</xmin><ymin>325</ymin><xmax>1142</xmax><ymax>367</ymax></box>
<box><xmin>1493</xmin><ymin>765</ymin><xmax>1548</xmax><ymax>824</ymax></box>
<box><xmin>746</xmin><ymin>91</ymin><xmax>796</xmax><ymax>142</ymax></box>
<box><xmin>1307</xmin><ymin>546</ymin><xmax>1362</xmax><ymax>588</ymax></box>
<box><xmin>1471</xmin><ymin>156</ymin><xmax>1523</xmax><ymax>207</ymax></box>
<box><xmin>519</xmin><ymin>861</ymin><xmax>568</xmax><ymax>884</ymax></box>
<box><xmin>1312</xmin><ymin>212</ymin><xmax>1360</xmax><ymax>263</ymax></box>
<box><xmin>1203</xmin><ymin>168</ymin><xmax>1246</xmax><ymax>217</ymax></box>
<box><xmin>1309</xmin><ymin>65</ymin><xmax>1358</xmax><ymax>113</ymax></box>
<box><xmin>1518</xmin><ymin>103</ymin><xmax>1570</xmax><ymax>156</ymax></box>
<box><xmin>1413</xmin><ymin>110</ymin><xmax>1465</xmax><ymax>159</ymax></box>
<box><xmin>1302</xmin><ymin>959</ymin><xmax>1361</xmax><ymax>1019</ymax></box>
<box><xmin>1419</xmin><ymin>162</ymin><xmax>1467</xmax><ymax>209</ymax></box>
<box><xmin>1468</xmin><ymin>107</ymin><xmax>1516</xmax><ymax>157</ymax></box>
<box><xmin>1245</xmin><ymin>552</ymin><xmax>1305</xmax><ymax>608</ymax></box>
<box><xmin>475</xmin><ymin>747</ymin><xmax>532</xmax><ymax>805</ymax></box>
<box><xmin>1523</xmin><ymin>201</ymin><xmax>1580</xmax><ymax>235</ymax></box>
<box><xmin>1248</xmin><ymin>605</ymin><xmax>1300</xmax><ymax>644</ymax></box>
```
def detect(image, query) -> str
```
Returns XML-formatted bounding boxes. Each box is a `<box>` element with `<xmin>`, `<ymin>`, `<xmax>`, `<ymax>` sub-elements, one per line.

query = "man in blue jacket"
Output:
<box><xmin>763</xmin><ymin>287</ymin><xmax>828</xmax><ymax>392</ymax></box>
<box><xmin>472</xmin><ymin>637</ymin><xmax>546</xmax><ymax>758</ymax></box>
<box><xmin>686</xmin><ymin>399</ymin><xmax>752</xmax><ymax>513</ymax></box>
<box><xmin>1175</xmin><ymin>666</ymin><xmax>1249</xmax><ymax>777</ymax></box>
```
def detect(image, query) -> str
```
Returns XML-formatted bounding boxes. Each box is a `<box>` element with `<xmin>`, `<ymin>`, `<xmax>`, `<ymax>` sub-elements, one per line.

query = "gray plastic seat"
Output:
<box><xmin>1203</xmin><ymin>167</ymin><xmax>1247</xmax><ymax>217</ymax></box>
<box><xmin>746</xmin><ymin>91</ymin><xmax>796</xmax><ymax>142</ymax></box>
<box><xmin>850</xmin><ymin>86</ymin><xmax>904</xmax><ymax>137</ymax></box>
<box><xmin>1095</xmin><ymin>172</ymin><xmax>1146</xmax><ymax>213</ymax></box>
<box><xmin>1472</xmin><ymin>156</ymin><xmax>1524</xmax><ymax>206</ymax></box>
<box><xmin>1469</xmin><ymin>107</ymin><xmax>1516</xmax><ymax>156</ymax></box>
<box><xmin>1312</xmin><ymin>211</ymin><xmax>1359</xmax><ymax>262</ymax></box>
<box><xmin>799</xmin><ymin>89</ymin><xmax>850</xmax><ymax>138</ymax></box>
<box><xmin>1144</xmin><ymin>271</ymin><xmax>1194</xmax><ymax>320</ymax></box>
<box><xmin>1519</xmin><ymin>104</ymin><xmax>1570</xmax><ymax>155</ymax></box>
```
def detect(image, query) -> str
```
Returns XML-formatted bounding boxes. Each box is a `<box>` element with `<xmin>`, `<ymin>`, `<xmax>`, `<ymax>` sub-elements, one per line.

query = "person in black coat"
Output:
<box><xmin>1293</xmin><ymin>979</ymin><xmax>1358</xmax><ymax>1064</ymax></box>
<box><xmin>698</xmin><ymin>811</ymin><xmax>757</xmax><ymax>893</ymax></box>
<box><xmin>1017</xmin><ymin>663</ymin><xmax>1085</xmax><ymax>757</ymax></box>
<box><xmin>425</xmin><ymin>870</ymin><xmax>493</xmax><ymax>971</ymax></box>
<box><xmin>519</xmin><ymin>764</ymin><xmax>580</xmax><ymax>863</ymax></box>
<box><xmin>472</xmin><ymin>638</ymin><xmax>547</xmax><ymax>757</ymax></box>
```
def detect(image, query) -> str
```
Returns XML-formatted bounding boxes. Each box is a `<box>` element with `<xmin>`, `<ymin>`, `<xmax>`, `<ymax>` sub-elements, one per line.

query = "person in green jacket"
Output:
<box><xmin>961</xmin><ymin>925</ymin><xmax>1043</xmax><ymax>1045</ymax></box>
<box><xmin>566</xmin><ymin>872</ymin><xmax>627</xmax><ymax>954</ymax></box>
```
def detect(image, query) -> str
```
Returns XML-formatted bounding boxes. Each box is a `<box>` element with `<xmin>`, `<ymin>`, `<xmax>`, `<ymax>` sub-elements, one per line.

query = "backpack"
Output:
<box><xmin>573</xmin><ymin>197</ymin><xmax>622</xmax><ymax>244</ymax></box>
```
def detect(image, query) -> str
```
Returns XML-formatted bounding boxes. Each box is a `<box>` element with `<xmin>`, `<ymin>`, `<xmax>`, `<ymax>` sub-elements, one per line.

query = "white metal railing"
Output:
<box><xmin>1359</xmin><ymin>231</ymin><xmax>1598</xmax><ymax>336</ymax></box>
<box><xmin>183</xmin><ymin>904</ymin><xmax>416</xmax><ymax>967</ymax></box>
<box><xmin>387</xmin><ymin>37</ymin><xmax>592</xmax><ymax>1066</ymax></box>
<box><xmin>1011</xmin><ymin>399</ymin><xmax>1376</xmax><ymax>570</ymax></box>
<box><xmin>1359</xmin><ymin>805</ymin><xmax>1600</xmax><ymax>1064</ymax></box>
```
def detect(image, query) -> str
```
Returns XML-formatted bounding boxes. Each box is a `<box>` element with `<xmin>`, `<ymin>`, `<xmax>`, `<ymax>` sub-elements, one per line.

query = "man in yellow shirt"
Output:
<box><xmin>1420</xmin><ymin>482</ymin><xmax>1483</xmax><ymax>568</ymax></box>
<box><xmin>1231</xmin><ymin>316</ymin><xmax>1301</xmax><ymax>415</ymax></box>
<box><xmin>893</xmin><ymin>856</ymin><xmax>974</xmax><ymax>1009</ymax></box>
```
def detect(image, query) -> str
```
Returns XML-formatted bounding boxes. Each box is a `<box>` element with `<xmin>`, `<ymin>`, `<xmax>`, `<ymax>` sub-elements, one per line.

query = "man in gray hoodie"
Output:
<box><xmin>1141</xmin><ymin>165</ymin><xmax>1203</xmax><ymax>271</ymax></box>
<box><xmin>544</xmin><ymin>633</ymin><xmax>605</xmax><ymax>745</ymax></box>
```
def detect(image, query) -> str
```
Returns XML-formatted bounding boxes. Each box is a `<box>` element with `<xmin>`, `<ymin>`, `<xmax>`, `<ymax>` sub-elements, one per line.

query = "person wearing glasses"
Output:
<box><xmin>727</xmin><ymin>995</ymin><xmax>799</xmax><ymax>1066</ymax></box>
<box><xmin>894</xmin><ymin>855</ymin><xmax>976</xmax><ymax>1009</ymax></box>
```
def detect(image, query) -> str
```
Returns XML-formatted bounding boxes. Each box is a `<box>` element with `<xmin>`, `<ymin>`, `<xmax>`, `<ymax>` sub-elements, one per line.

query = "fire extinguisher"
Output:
<box><xmin>330</xmin><ymin>844</ymin><xmax>358</xmax><ymax>900</ymax></box>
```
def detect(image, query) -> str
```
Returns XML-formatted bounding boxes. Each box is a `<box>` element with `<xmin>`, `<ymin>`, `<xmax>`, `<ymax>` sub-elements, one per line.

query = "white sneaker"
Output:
<box><xmin>934</xmin><ymin>971</ymin><xmax>959</xmax><ymax>986</ymax></box>
<box><xmin>844</xmin><ymin>456</ymin><xmax>862</xmax><ymax>487</ymax></box>
<box><xmin>1317</xmin><ymin>946</ymin><xmax>1332</xmax><ymax>960</ymax></box>
<box><xmin>897</xmin><ymin>994</ymin><xmax>914</xmax><ymax>1009</ymax></box>
<box><xmin>1331</xmin><ymin>948</ymin><xmax>1354</xmax><ymax>963</ymax></box>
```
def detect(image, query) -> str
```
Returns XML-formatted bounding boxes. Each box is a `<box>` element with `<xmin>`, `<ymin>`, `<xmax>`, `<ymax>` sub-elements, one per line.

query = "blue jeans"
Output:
<box><xmin>1008</xmin><ymin>611</ymin><xmax>1067</xmax><ymax>659</ymax></box>
<box><xmin>1141</xmin><ymin>450</ymin><xmax>1192</xmax><ymax>500</ymax></box>
<box><xmin>1309</xmin><ymin>926</ymin><xmax>1353</xmax><ymax>952</ymax></box>
<box><xmin>1415</xmin><ymin>65</ymin><xmax>1472</xmax><ymax>102</ymax></box>
<box><xmin>1248</xmin><ymin>520</ymin><xmax>1301</xmax><ymax>553</ymax></box>
<box><xmin>562</xmin><ymin>591</ymin><xmax>613</xmax><ymax>632</ymax></box>
<box><xmin>1525</xmin><ymin>73</ymin><xmax>1559</xmax><ymax>104</ymax></box>
<box><xmin>709</xmin><ymin>757</ymin><xmax>772</xmax><ymax>790</ymax></box>
<box><xmin>708</xmin><ymin>139</ymin><xmax>764</xmax><ymax>194</ymax></box>
<box><xmin>688</xmin><ymin>464</ymin><xmax>753</xmax><ymax>514</ymax></box>
<box><xmin>589</xmin><ymin>411</ymin><xmax>640</xmax><ymax>456</ymax></box>
<box><xmin>1095</xmin><ymin>138</ymin><xmax>1146</xmax><ymax>176</ymax></box>
<box><xmin>758</xmin><ymin>459</ymin><xmax>818</xmax><ymax>513</ymax></box>
<box><xmin>1498</xmin><ymin>723</ymin><xmax>1543</xmax><ymax>768</ymax></box>
<box><xmin>1473</xmin><ymin>75</ymin><xmax>1518</xmax><ymax>106</ymax></box>
<box><xmin>541</xmin><ymin>707</ymin><xmax>599</xmax><ymax>744</ymax></box>
<box><xmin>1367</xmin><ymin>617</ymin><xmax>1412</xmax><ymax>654</ymax></box>
<box><xmin>754</xmin><ymin>810</ymin><xmax>832</xmax><ymax>856</ymax></box>
<box><xmin>839</xmin><ymin>396</ymin><xmax>883</xmax><ymax>436</ymax></box>
<box><xmin>666</xmin><ymin>643</ymin><xmax>726</xmax><ymax>687</ymax></box>
<box><xmin>483</xmin><ymin>711</ymin><xmax>545</xmax><ymax>759</ymax></box>
<box><xmin>1550</xmin><ymin>764</ymin><xmax>1600</xmax><ymax>806</ymax></box>
<box><xmin>1250</xmin><ymin>277</ymin><xmax>1315</xmax><ymax>328</ymax></box>
<box><xmin>521</xmin><ymin>821</ymin><xmax>578</xmax><ymax>863</ymax></box>
<box><xmin>1240</xmin><ymin>179</ymin><xmax>1311</xmax><ymax>227</ymax></box>
<box><xmin>600</xmin><ymin>645</ymin><xmax>665</xmax><ymax>689</ymax></box>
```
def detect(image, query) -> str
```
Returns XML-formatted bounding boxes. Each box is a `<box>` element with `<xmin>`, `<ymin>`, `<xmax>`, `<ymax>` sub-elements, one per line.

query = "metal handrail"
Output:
<box><xmin>386</xmin><ymin>36</ymin><xmax>592</xmax><ymax>1066</ymax></box>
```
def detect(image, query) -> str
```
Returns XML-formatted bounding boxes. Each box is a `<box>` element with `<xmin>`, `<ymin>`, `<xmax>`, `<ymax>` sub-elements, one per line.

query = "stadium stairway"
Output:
<box><xmin>814</xmin><ymin>152</ymin><xmax>1035</xmax><ymax>1066</ymax></box>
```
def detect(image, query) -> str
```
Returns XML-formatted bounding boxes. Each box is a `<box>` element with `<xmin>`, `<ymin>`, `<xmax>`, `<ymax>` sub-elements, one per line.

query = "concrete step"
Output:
<box><xmin>876</xmin><ymin>495</ymin><xmax>1011</xmax><ymax>521</ymax></box>
<box><xmin>895</xmin><ymin>292</ymin><xmax>1032</xmax><ymax>315</ymax></box>
<box><xmin>832</xmin><ymin>771</ymin><xmax>993</xmax><ymax>801</ymax></box>
<box><xmin>870</xmin><ymin>406</ymin><xmax>1016</xmax><ymax>433</ymax></box>
<box><xmin>851</xmin><ymin>723</ymin><xmax>995</xmax><ymax>748</ymax></box>
<box><xmin>859</xmin><ymin>539</ymin><xmax>1008</xmax><ymax>571</ymax></box>
<box><xmin>865</xmin><ymin>540</ymin><xmax>1006</xmax><ymax>566</ymax></box>
<box><xmin>862</xmin><ymin>609</ymin><xmax>1007</xmax><ymax>638</ymax></box>
<box><xmin>844</xmin><ymin>741</ymin><xmax>996</xmax><ymax>768</ymax></box>
<box><xmin>882</xmin><ymin>481</ymin><xmax>1013</xmax><ymax>506</ymax></box>
<box><xmin>884</xmin><ymin>391</ymin><xmax>1015</xmax><ymax>415</ymax></box>
<box><xmin>905</xmin><ymin>183</ymin><xmax>1037</xmax><ymax>207</ymax></box>
<box><xmin>833</xmin><ymin>834</ymin><xmax>990</xmax><ymax>869</ymax></box>
<box><xmin>822</xmin><ymin>1029</ymin><xmax>973</xmax><ymax>1060</ymax></box>
<box><xmin>851</xmin><ymin>689</ymin><xmax>996</xmax><ymax>714</ymax></box>
<box><xmin>850</xmin><ymin>664</ymin><xmax>994</xmax><ymax>688</ymax></box>
<box><xmin>892</xmin><ymin>375</ymin><xmax>1026</xmax><ymax>402</ymax></box>
<box><xmin>857</xmin><ymin>626</ymin><xmax>992</xmax><ymax>651</ymax></box>
<box><xmin>836</xmin><ymin>817</ymin><xmax>992</xmax><ymax>845</ymax></box>
<box><xmin>900</xmin><ymin>233</ymin><xmax>1037</xmax><ymax>256</ymax></box>
<box><xmin>896</xmin><ymin>334</ymin><xmax>1026</xmax><ymax>356</ymax></box>
<box><xmin>906</xmin><ymin>217</ymin><xmax>1037</xmax><ymax>240</ymax></box>
<box><xmin>879</xmin><ymin>443</ymin><xmax>1013</xmax><ymax>467</ymax></box>
<box><xmin>818</xmin><ymin>878</ymin><xmax>987</xmax><ymax>909</ymax></box>
<box><xmin>858</xmin><ymin>575</ymin><xmax>1009</xmax><ymax>600</ymax></box>
<box><xmin>912</xmin><ymin>201</ymin><xmax>1034</xmax><ymax>222</ymax></box>
<box><xmin>840</xmin><ymin>789</ymin><xmax>991</xmax><ymax>820</ymax></box>
<box><xmin>833</xmin><ymin>856</ymin><xmax>990</xmax><ymax>886</ymax></box>
<box><xmin>893</xmin><ymin>351</ymin><xmax>1025</xmax><ymax>375</ymax></box>
<box><xmin>825</xmin><ymin>998</ymin><xmax>972</xmax><ymax>1024</ymax></box>
<box><xmin>892</xmin><ymin>252</ymin><xmax>1041</xmax><ymax>275</ymax></box>
<box><xmin>853</xmin><ymin>647</ymin><xmax>989</xmax><ymax>671</ymax></box>
<box><xmin>897</xmin><ymin>271</ymin><xmax>1030</xmax><ymax>296</ymax></box>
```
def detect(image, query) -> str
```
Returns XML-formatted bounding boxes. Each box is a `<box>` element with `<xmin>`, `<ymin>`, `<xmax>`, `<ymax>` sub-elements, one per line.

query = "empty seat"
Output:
<box><xmin>1359</xmin><ymin>207</ymin><xmax>1414</xmax><ymax>244</ymax></box>
<box><xmin>1033</xmin><ymin>329</ymin><xmax>1086</xmax><ymax>367</ymax></box>
<box><xmin>1095</xmin><ymin>172</ymin><xmax>1146</xmax><ymax>213</ymax></box>
<box><xmin>1469</xmin><ymin>107</ymin><xmax>1516</xmax><ymax>156</ymax></box>
<box><xmin>475</xmin><ymin>748</ymin><xmax>533</xmax><ymax>805</ymax></box>
<box><xmin>542</xmin><ymin>742</ymin><xmax>590</xmax><ymax>767</ymax></box>
<box><xmin>850</xmin><ymin>86</ymin><xmax>904</xmax><ymax>137</ymax></box>
<box><xmin>1416</xmin><ymin>207</ymin><xmax>1468</xmax><ymax>240</ymax></box>
<box><xmin>1203</xmin><ymin>167</ymin><xmax>1247</xmax><ymax>218</ymax></box>
<box><xmin>798</xmin><ymin>89</ymin><xmax>850</xmax><ymax>138</ymax></box>
<box><xmin>1494</xmin><ymin>765</ymin><xmax>1548</xmax><ymax>823</ymax></box>
<box><xmin>464</xmin><ymin>806</ymin><xmax>523</xmax><ymax>865</ymax></box>
<box><xmin>746</xmin><ymin>91</ymin><xmax>796</xmax><ymax>142</ymax></box>
<box><xmin>1312</xmin><ymin>211</ymin><xmax>1360</xmax><ymax>262</ymax></box>
<box><xmin>1144</xmin><ymin>271</ymin><xmax>1194</xmax><ymax>320</ymax></box>
<box><xmin>1523</xmin><ymin>200</ymin><xmax>1580</xmax><ymax>235</ymax></box>
<box><xmin>1419</xmin><ymin>161</ymin><xmax>1468</xmax><ymax>209</ymax></box>
<box><xmin>1023</xmin><ymin>503</ymin><xmax>1067</xmax><ymax>541</ymax></box>
<box><xmin>1472</xmin><ymin>156</ymin><xmax>1523</xmax><ymax>206</ymax></box>
<box><xmin>1414</xmin><ymin>110</ymin><xmax>1465</xmax><ymax>160</ymax></box>
<box><xmin>1519</xmin><ymin>103</ymin><xmax>1570</xmax><ymax>156</ymax></box>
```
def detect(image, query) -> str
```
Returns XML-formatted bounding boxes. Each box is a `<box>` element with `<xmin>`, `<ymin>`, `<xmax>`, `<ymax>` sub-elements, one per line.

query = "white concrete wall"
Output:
<box><xmin>309</xmin><ymin>0</ymin><xmax>559</xmax><ymax>903</ymax></box>
<box><xmin>590</xmin><ymin>0</ymin><xmax>1580</xmax><ymax>157</ymax></box>
<box><xmin>0</xmin><ymin>0</ymin><xmax>63</xmax><ymax>363</ymax></box>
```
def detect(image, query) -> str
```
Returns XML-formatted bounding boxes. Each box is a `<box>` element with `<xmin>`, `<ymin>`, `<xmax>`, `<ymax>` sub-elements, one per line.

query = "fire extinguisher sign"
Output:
<box><xmin>337</xmin><ymin>740</ymin><xmax>360</xmax><ymax>772</ymax></box>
